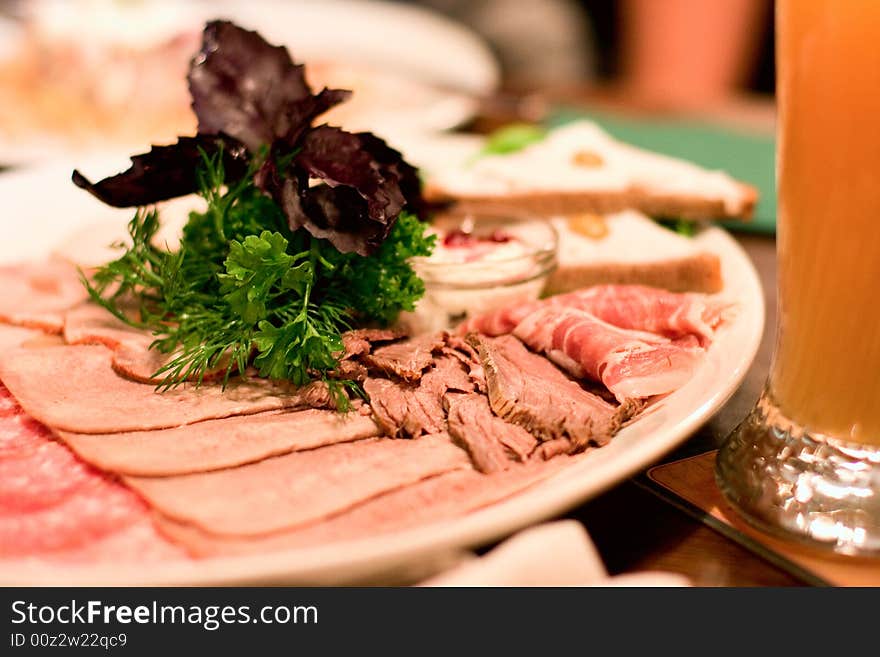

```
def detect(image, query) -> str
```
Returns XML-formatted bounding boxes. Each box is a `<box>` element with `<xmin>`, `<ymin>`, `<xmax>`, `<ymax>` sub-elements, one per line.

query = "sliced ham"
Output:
<box><xmin>125</xmin><ymin>433</ymin><xmax>472</xmax><ymax>537</ymax></box>
<box><xmin>514</xmin><ymin>307</ymin><xmax>703</xmax><ymax>401</ymax></box>
<box><xmin>470</xmin><ymin>334</ymin><xmax>638</xmax><ymax>449</ymax></box>
<box><xmin>56</xmin><ymin>409</ymin><xmax>380</xmax><ymax>477</ymax></box>
<box><xmin>153</xmin><ymin>457</ymin><xmax>574</xmax><ymax>557</ymax></box>
<box><xmin>446</xmin><ymin>393</ymin><xmax>537</xmax><ymax>473</ymax></box>
<box><xmin>0</xmin><ymin>345</ymin><xmax>332</xmax><ymax>434</ymax></box>
<box><xmin>547</xmin><ymin>286</ymin><xmax>729</xmax><ymax>344</ymax></box>
<box><xmin>460</xmin><ymin>284</ymin><xmax>730</xmax><ymax>345</ymax></box>
<box><xmin>63</xmin><ymin>302</ymin><xmax>230</xmax><ymax>383</ymax></box>
<box><xmin>0</xmin><ymin>325</ymin><xmax>46</xmax><ymax>354</ymax></box>
<box><xmin>0</xmin><ymin>260</ymin><xmax>89</xmax><ymax>333</ymax></box>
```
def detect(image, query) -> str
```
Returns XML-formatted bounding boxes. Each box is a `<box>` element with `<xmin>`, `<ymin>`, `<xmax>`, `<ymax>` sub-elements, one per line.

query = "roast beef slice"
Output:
<box><xmin>445</xmin><ymin>393</ymin><xmax>537</xmax><ymax>473</ymax></box>
<box><xmin>124</xmin><ymin>433</ymin><xmax>472</xmax><ymax>537</ymax></box>
<box><xmin>339</xmin><ymin>329</ymin><xmax>403</xmax><ymax>360</ymax></box>
<box><xmin>364</xmin><ymin>333</ymin><xmax>445</xmax><ymax>382</ymax></box>
<box><xmin>55</xmin><ymin>409</ymin><xmax>381</xmax><ymax>477</ymax></box>
<box><xmin>419</xmin><ymin>355</ymin><xmax>475</xmax><ymax>397</ymax></box>
<box><xmin>470</xmin><ymin>334</ymin><xmax>638</xmax><ymax>449</ymax></box>
<box><xmin>153</xmin><ymin>457</ymin><xmax>574</xmax><ymax>557</ymax></box>
<box><xmin>364</xmin><ymin>377</ymin><xmax>446</xmax><ymax>439</ymax></box>
<box><xmin>0</xmin><ymin>345</ymin><xmax>329</xmax><ymax>434</ymax></box>
<box><xmin>0</xmin><ymin>260</ymin><xmax>89</xmax><ymax>333</ymax></box>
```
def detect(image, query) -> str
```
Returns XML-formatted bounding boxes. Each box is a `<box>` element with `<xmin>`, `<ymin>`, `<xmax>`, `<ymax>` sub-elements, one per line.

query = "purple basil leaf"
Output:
<box><xmin>72</xmin><ymin>136</ymin><xmax>247</xmax><ymax>208</ymax></box>
<box><xmin>257</xmin><ymin>126</ymin><xmax>423</xmax><ymax>256</ymax></box>
<box><xmin>188</xmin><ymin>20</ymin><xmax>349</xmax><ymax>152</ymax></box>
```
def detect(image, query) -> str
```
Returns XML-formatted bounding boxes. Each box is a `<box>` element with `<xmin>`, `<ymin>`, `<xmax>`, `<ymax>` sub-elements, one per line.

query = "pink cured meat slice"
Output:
<box><xmin>0</xmin><ymin>383</ymin><xmax>181</xmax><ymax>560</ymax></box>
<box><xmin>154</xmin><ymin>457</ymin><xmax>576</xmax><ymax>557</ymax></box>
<box><xmin>0</xmin><ymin>478</ymin><xmax>145</xmax><ymax>557</ymax></box>
<box><xmin>460</xmin><ymin>284</ymin><xmax>729</xmax><ymax>345</ymax></box>
<box><xmin>0</xmin><ymin>414</ymin><xmax>48</xmax><ymax>456</ymax></box>
<box><xmin>0</xmin><ymin>382</ymin><xmax>21</xmax><ymax>417</ymax></box>
<box><xmin>30</xmin><ymin>520</ymin><xmax>188</xmax><ymax>564</ymax></box>
<box><xmin>0</xmin><ymin>424</ymin><xmax>105</xmax><ymax>514</ymax></box>
<box><xmin>0</xmin><ymin>261</ymin><xmax>89</xmax><ymax>333</ymax></box>
<box><xmin>513</xmin><ymin>307</ymin><xmax>704</xmax><ymax>401</ymax></box>
<box><xmin>545</xmin><ymin>286</ymin><xmax>728</xmax><ymax>345</ymax></box>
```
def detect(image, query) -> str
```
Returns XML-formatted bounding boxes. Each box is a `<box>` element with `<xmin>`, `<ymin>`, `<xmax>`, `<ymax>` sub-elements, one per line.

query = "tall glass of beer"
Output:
<box><xmin>716</xmin><ymin>0</ymin><xmax>880</xmax><ymax>553</ymax></box>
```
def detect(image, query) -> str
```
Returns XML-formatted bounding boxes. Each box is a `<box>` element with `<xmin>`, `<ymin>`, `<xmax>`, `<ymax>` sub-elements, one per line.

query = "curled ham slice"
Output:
<box><xmin>460</xmin><ymin>284</ymin><xmax>730</xmax><ymax>346</ymax></box>
<box><xmin>513</xmin><ymin>307</ymin><xmax>704</xmax><ymax>401</ymax></box>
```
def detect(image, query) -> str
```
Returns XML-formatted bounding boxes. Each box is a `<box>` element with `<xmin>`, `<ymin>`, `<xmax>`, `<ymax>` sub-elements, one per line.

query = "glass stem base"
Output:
<box><xmin>716</xmin><ymin>391</ymin><xmax>880</xmax><ymax>555</ymax></box>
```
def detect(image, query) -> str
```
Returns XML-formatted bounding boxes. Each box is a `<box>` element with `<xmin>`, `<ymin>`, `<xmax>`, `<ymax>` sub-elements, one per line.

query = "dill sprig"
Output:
<box><xmin>85</xmin><ymin>149</ymin><xmax>435</xmax><ymax>401</ymax></box>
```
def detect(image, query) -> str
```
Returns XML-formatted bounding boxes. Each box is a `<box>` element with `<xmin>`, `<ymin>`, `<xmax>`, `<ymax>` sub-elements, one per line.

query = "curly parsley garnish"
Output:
<box><xmin>86</xmin><ymin>150</ymin><xmax>434</xmax><ymax>394</ymax></box>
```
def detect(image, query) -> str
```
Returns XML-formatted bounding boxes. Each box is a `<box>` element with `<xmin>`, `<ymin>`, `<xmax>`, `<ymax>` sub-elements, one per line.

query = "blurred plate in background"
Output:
<box><xmin>0</xmin><ymin>0</ymin><xmax>500</xmax><ymax>166</ymax></box>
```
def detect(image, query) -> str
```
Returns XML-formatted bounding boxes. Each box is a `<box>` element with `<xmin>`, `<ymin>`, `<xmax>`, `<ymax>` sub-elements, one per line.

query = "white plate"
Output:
<box><xmin>0</xmin><ymin>0</ymin><xmax>500</xmax><ymax>166</ymax></box>
<box><xmin>0</xmin><ymin>163</ymin><xmax>764</xmax><ymax>585</ymax></box>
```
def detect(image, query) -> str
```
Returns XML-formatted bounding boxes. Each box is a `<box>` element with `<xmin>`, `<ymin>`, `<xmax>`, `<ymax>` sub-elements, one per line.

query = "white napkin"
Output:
<box><xmin>421</xmin><ymin>520</ymin><xmax>691</xmax><ymax>587</ymax></box>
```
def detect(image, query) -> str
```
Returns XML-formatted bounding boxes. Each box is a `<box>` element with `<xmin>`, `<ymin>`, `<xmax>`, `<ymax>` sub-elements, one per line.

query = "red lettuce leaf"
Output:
<box><xmin>188</xmin><ymin>20</ymin><xmax>349</xmax><ymax>151</ymax></box>
<box><xmin>71</xmin><ymin>135</ymin><xmax>248</xmax><ymax>208</ymax></box>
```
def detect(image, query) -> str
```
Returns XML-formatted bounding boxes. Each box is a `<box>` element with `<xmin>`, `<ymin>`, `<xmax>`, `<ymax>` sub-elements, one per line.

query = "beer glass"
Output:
<box><xmin>716</xmin><ymin>0</ymin><xmax>880</xmax><ymax>553</ymax></box>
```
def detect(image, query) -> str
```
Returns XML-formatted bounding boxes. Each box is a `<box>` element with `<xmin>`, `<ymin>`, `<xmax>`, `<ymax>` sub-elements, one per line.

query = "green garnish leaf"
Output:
<box><xmin>85</xmin><ymin>151</ymin><xmax>433</xmax><ymax>394</ymax></box>
<box><xmin>478</xmin><ymin>123</ymin><xmax>548</xmax><ymax>159</ymax></box>
<box><xmin>657</xmin><ymin>218</ymin><xmax>698</xmax><ymax>237</ymax></box>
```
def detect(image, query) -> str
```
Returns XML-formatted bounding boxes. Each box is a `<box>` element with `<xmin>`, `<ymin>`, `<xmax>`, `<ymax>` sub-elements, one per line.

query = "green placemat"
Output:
<box><xmin>549</xmin><ymin>108</ymin><xmax>776</xmax><ymax>234</ymax></box>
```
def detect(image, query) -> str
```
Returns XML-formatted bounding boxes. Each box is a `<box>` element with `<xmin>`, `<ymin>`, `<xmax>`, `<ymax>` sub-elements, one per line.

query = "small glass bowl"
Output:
<box><xmin>402</xmin><ymin>212</ymin><xmax>558</xmax><ymax>334</ymax></box>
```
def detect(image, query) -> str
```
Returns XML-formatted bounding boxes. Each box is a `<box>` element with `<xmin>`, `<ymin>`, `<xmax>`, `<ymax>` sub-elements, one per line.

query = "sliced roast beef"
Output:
<box><xmin>55</xmin><ymin>409</ymin><xmax>380</xmax><ymax>477</ymax></box>
<box><xmin>446</xmin><ymin>393</ymin><xmax>537</xmax><ymax>473</ymax></box>
<box><xmin>0</xmin><ymin>261</ymin><xmax>89</xmax><ymax>333</ymax></box>
<box><xmin>340</xmin><ymin>328</ymin><xmax>404</xmax><ymax>360</ymax></box>
<box><xmin>469</xmin><ymin>334</ymin><xmax>638</xmax><ymax>449</ymax></box>
<box><xmin>0</xmin><ymin>345</ymin><xmax>333</xmax><ymax>434</ymax></box>
<box><xmin>153</xmin><ymin>457</ymin><xmax>574</xmax><ymax>557</ymax></box>
<box><xmin>420</xmin><ymin>355</ymin><xmax>475</xmax><ymax>397</ymax></box>
<box><xmin>125</xmin><ymin>433</ymin><xmax>472</xmax><ymax>537</ymax></box>
<box><xmin>364</xmin><ymin>333</ymin><xmax>445</xmax><ymax>382</ymax></box>
<box><xmin>364</xmin><ymin>377</ymin><xmax>445</xmax><ymax>439</ymax></box>
<box><xmin>440</xmin><ymin>333</ymin><xmax>487</xmax><ymax>392</ymax></box>
<box><xmin>537</xmin><ymin>438</ymin><xmax>575</xmax><ymax>460</ymax></box>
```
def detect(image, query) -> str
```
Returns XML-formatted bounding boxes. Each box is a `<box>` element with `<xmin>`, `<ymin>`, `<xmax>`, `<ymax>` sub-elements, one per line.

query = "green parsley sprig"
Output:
<box><xmin>85</xmin><ymin>149</ymin><xmax>435</xmax><ymax>397</ymax></box>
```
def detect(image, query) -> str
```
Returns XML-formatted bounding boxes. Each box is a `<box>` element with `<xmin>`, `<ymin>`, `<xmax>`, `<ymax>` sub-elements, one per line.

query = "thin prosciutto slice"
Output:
<box><xmin>513</xmin><ymin>307</ymin><xmax>703</xmax><ymax>401</ymax></box>
<box><xmin>460</xmin><ymin>284</ymin><xmax>729</xmax><ymax>345</ymax></box>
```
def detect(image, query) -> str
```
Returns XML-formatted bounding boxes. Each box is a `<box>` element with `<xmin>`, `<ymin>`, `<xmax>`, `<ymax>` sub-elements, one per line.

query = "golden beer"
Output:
<box><xmin>772</xmin><ymin>0</ymin><xmax>880</xmax><ymax>445</ymax></box>
<box><xmin>717</xmin><ymin>0</ymin><xmax>880</xmax><ymax>553</ymax></box>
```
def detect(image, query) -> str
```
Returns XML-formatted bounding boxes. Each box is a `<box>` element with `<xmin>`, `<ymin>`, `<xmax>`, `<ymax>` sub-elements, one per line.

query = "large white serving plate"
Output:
<box><xmin>0</xmin><ymin>161</ymin><xmax>764</xmax><ymax>585</ymax></box>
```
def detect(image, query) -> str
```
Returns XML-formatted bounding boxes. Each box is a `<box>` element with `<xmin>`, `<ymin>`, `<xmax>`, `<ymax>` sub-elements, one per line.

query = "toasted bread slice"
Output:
<box><xmin>423</xmin><ymin>121</ymin><xmax>756</xmax><ymax>222</ymax></box>
<box><xmin>546</xmin><ymin>210</ymin><xmax>723</xmax><ymax>294</ymax></box>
